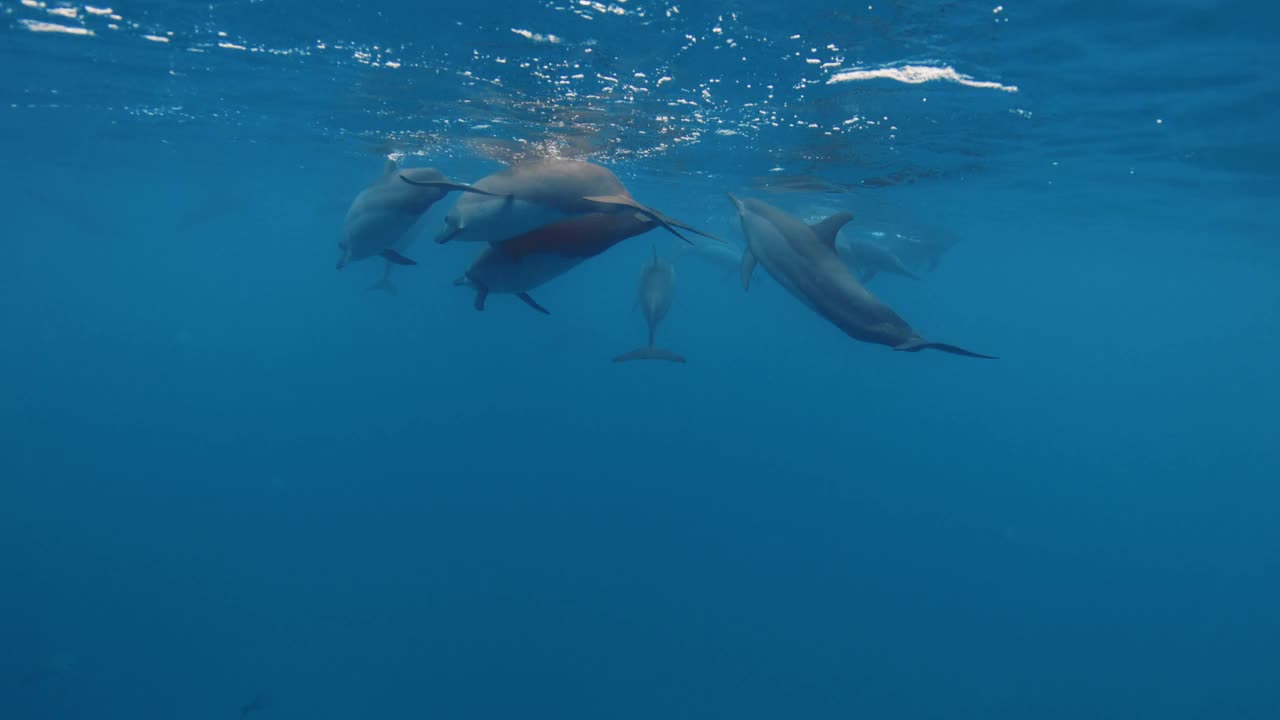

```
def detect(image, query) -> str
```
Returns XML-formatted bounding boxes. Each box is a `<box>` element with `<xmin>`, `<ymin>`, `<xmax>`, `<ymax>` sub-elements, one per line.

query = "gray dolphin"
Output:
<box><xmin>613</xmin><ymin>248</ymin><xmax>685</xmax><ymax>364</ymax></box>
<box><xmin>728</xmin><ymin>195</ymin><xmax>995</xmax><ymax>359</ymax></box>
<box><xmin>456</xmin><ymin>211</ymin><xmax>660</xmax><ymax>314</ymax></box>
<box><xmin>338</xmin><ymin>159</ymin><xmax>499</xmax><ymax>271</ymax></box>
<box><xmin>836</xmin><ymin>237</ymin><xmax>919</xmax><ymax>284</ymax></box>
<box><xmin>400</xmin><ymin>158</ymin><xmax>716</xmax><ymax>246</ymax></box>
<box><xmin>454</xmin><ymin>247</ymin><xmax>577</xmax><ymax>315</ymax></box>
<box><xmin>678</xmin><ymin>234</ymin><xmax>744</xmax><ymax>276</ymax></box>
<box><xmin>881</xmin><ymin>229</ymin><xmax>959</xmax><ymax>273</ymax></box>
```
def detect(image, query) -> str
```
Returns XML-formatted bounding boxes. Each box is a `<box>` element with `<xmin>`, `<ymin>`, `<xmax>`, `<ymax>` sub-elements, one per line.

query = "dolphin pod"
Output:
<box><xmin>728</xmin><ymin>195</ymin><xmax>996</xmax><ymax>359</ymax></box>
<box><xmin>336</xmin><ymin>157</ymin><xmax>997</xmax><ymax>363</ymax></box>
<box><xmin>613</xmin><ymin>247</ymin><xmax>685</xmax><ymax>364</ymax></box>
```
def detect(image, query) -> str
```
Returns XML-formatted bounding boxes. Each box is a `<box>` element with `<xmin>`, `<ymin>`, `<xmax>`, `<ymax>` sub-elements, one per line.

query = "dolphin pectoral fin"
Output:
<box><xmin>894</xmin><ymin>337</ymin><xmax>998</xmax><ymax>360</ymax></box>
<box><xmin>581</xmin><ymin>194</ymin><xmax>694</xmax><ymax>245</ymax></box>
<box><xmin>474</xmin><ymin>287</ymin><xmax>489</xmax><ymax>311</ymax></box>
<box><xmin>380</xmin><ymin>249</ymin><xmax>417</xmax><ymax>266</ymax></box>
<box><xmin>517</xmin><ymin>292</ymin><xmax>550</xmax><ymax>315</ymax></box>
<box><xmin>612</xmin><ymin>347</ymin><xmax>687</xmax><ymax>364</ymax></box>
<box><xmin>740</xmin><ymin>248</ymin><xmax>758</xmax><ymax>290</ymax></box>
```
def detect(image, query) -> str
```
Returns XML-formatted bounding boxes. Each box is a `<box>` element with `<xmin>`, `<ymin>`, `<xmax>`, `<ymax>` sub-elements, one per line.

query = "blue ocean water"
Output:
<box><xmin>2</xmin><ymin>0</ymin><xmax>1278</xmax><ymax>718</ymax></box>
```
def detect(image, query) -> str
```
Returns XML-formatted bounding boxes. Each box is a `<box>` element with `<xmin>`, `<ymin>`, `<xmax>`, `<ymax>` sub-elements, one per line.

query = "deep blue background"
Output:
<box><xmin>2</xmin><ymin>1</ymin><xmax>1278</xmax><ymax>718</ymax></box>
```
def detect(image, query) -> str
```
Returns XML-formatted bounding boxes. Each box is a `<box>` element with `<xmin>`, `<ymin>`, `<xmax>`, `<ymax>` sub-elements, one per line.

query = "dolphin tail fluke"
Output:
<box><xmin>612</xmin><ymin>346</ymin><xmax>687</xmax><ymax>364</ymax></box>
<box><xmin>367</xmin><ymin>277</ymin><xmax>398</xmax><ymax>296</ymax></box>
<box><xmin>894</xmin><ymin>337</ymin><xmax>997</xmax><ymax>360</ymax></box>
<box><xmin>380</xmin><ymin>249</ymin><xmax>416</xmax><ymax>266</ymax></box>
<box><xmin>659</xmin><ymin>213</ymin><xmax>723</xmax><ymax>244</ymax></box>
<box><xmin>583</xmin><ymin>194</ymin><xmax>724</xmax><ymax>245</ymax></box>
<box><xmin>367</xmin><ymin>261</ymin><xmax>398</xmax><ymax>296</ymax></box>
<box><xmin>740</xmin><ymin>248</ymin><xmax>758</xmax><ymax>290</ymax></box>
<box><xmin>398</xmin><ymin>175</ymin><xmax>505</xmax><ymax>197</ymax></box>
<box><xmin>473</xmin><ymin>287</ymin><xmax>489</xmax><ymax>311</ymax></box>
<box><xmin>517</xmin><ymin>292</ymin><xmax>550</xmax><ymax>315</ymax></box>
<box><xmin>582</xmin><ymin>194</ymin><xmax>690</xmax><ymax>244</ymax></box>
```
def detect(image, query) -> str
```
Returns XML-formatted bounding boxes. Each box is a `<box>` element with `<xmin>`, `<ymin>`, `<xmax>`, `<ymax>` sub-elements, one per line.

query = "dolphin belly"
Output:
<box><xmin>342</xmin><ymin>206</ymin><xmax>420</xmax><ymax>262</ymax></box>
<box><xmin>442</xmin><ymin>198</ymin><xmax>572</xmax><ymax>245</ymax></box>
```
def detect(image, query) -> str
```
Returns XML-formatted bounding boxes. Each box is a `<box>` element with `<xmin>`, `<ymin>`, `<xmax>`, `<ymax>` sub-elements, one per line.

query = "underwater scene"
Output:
<box><xmin>2</xmin><ymin>0</ymin><xmax>1278</xmax><ymax>717</ymax></box>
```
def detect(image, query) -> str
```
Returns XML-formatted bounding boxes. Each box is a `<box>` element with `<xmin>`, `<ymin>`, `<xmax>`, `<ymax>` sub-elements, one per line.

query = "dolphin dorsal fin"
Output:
<box><xmin>381</xmin><ymin>158</ymin><xmax>399</xmax><ymax>180</ymax></box>
<box><xmin>809</xmin><ymin>212</ymin><xmax>854</xmax><ymax>249</ymax></box>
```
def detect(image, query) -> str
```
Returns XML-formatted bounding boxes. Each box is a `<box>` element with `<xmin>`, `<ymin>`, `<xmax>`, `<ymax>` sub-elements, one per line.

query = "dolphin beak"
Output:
<box><xmin>725</xmin><ymin>193</ymin><xmax>745</xmax><ymax>213</ymax></box>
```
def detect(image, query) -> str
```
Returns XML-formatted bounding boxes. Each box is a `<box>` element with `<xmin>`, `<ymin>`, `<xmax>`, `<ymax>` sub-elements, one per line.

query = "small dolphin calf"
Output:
<box><xmin>338</xmin><ymin>159</ymin><xmax>498</xmax><ymax>271</ymax></box>
<box><xmin>456</xmin><ymin>212</ymin><xmax>661</xmax><ymax>314</ymax></box>
<box><xmin>679</xmin><ymin>234</ymin><xmax>744</xmax><ymax>276</ymax></box>
<box><xmin>613</xmin><ymin>248</ymin><xmax>686</xmax><ymax>364</ymax></box>
<box><xmin>728</xmin><ymin>195</ymin><xmax>995</xmax><ymax>359</ymax></box>
<box><xmin>836</xmin><ymin>237</ymin><xmax>919</xmax><ymax>284</ymax></box>
<box><xmin>401</xmin><ymin>158</ymin><xmax>715</xmax><ymax>246</ymax></box>
<box><xmin>882</xmin><ymin>228</ymin><xmax>958</xmax><ymax>273</ymax></box>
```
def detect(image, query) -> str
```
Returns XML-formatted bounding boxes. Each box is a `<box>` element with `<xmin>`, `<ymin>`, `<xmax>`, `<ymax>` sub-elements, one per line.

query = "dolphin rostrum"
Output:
<box><xmin>400</xmin><ymin>158</ymin><xmax>717</xmax><ymax>246</ymax></box>
<box><xmin>338</xmin><ymin>159</ymin><xmax>499</xmax><ymax>272</ymax></box>
<box><xmin>836</xmin><ymin>237</ymin><xmax>919</xmax><ymax>284</ymax></box>
<box><xmin>613</xmin><ymin>247</ymin><xmax>686</xmax><ymax>364</ymax></box>
<box><xmin>728</xmin><ymin>195</ymin><xmax>995</xmax><ymax>359</ymax></box>
<box><xmin>456</xmin><ymin>211</ymin><xmax>660</xmax><ymax>314</ymax></box>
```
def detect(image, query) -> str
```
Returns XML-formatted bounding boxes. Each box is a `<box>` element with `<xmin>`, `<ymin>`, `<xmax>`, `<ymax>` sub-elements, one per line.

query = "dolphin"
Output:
<box><xmin>881</xmin><ymin>228</ymin><xmax>959</xmax><ymax>273</ymax></box>
<box><xmin>456</xmin><ymin>212</ymin><xmax>660</xmax><ymax>313</ymax></box>
<box><xmin>613</xmin><ymin>248</ymin><xmax>686</xmax><ymax>364</ymax></box>
<box><xmin>835</xmin><ymin>237</ymin><xmax>919</xmax><ymax>284</ymax></box>
<box><xmin>727</xmin><ymin>195</ymin><xmax>996</xmax><ymax>359</ymax></box>
<box><xmin>400</xmin><ymin>158</ymin><xmax>716</xmax><ymax>246</ymax></box>
<box><xmin>678</xmin><ymin>234</ymin><xmax>744</xmax><ymax>275</ymax></box>
<box><xmin>455</xmin><ymin>247</ymin><xmax>577</xmax><ymax>315</ymax></box>
<box><xmin>338</xmin><ymin>159</ymin><xmax>499</xmax><ymax>271</ymax></box>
